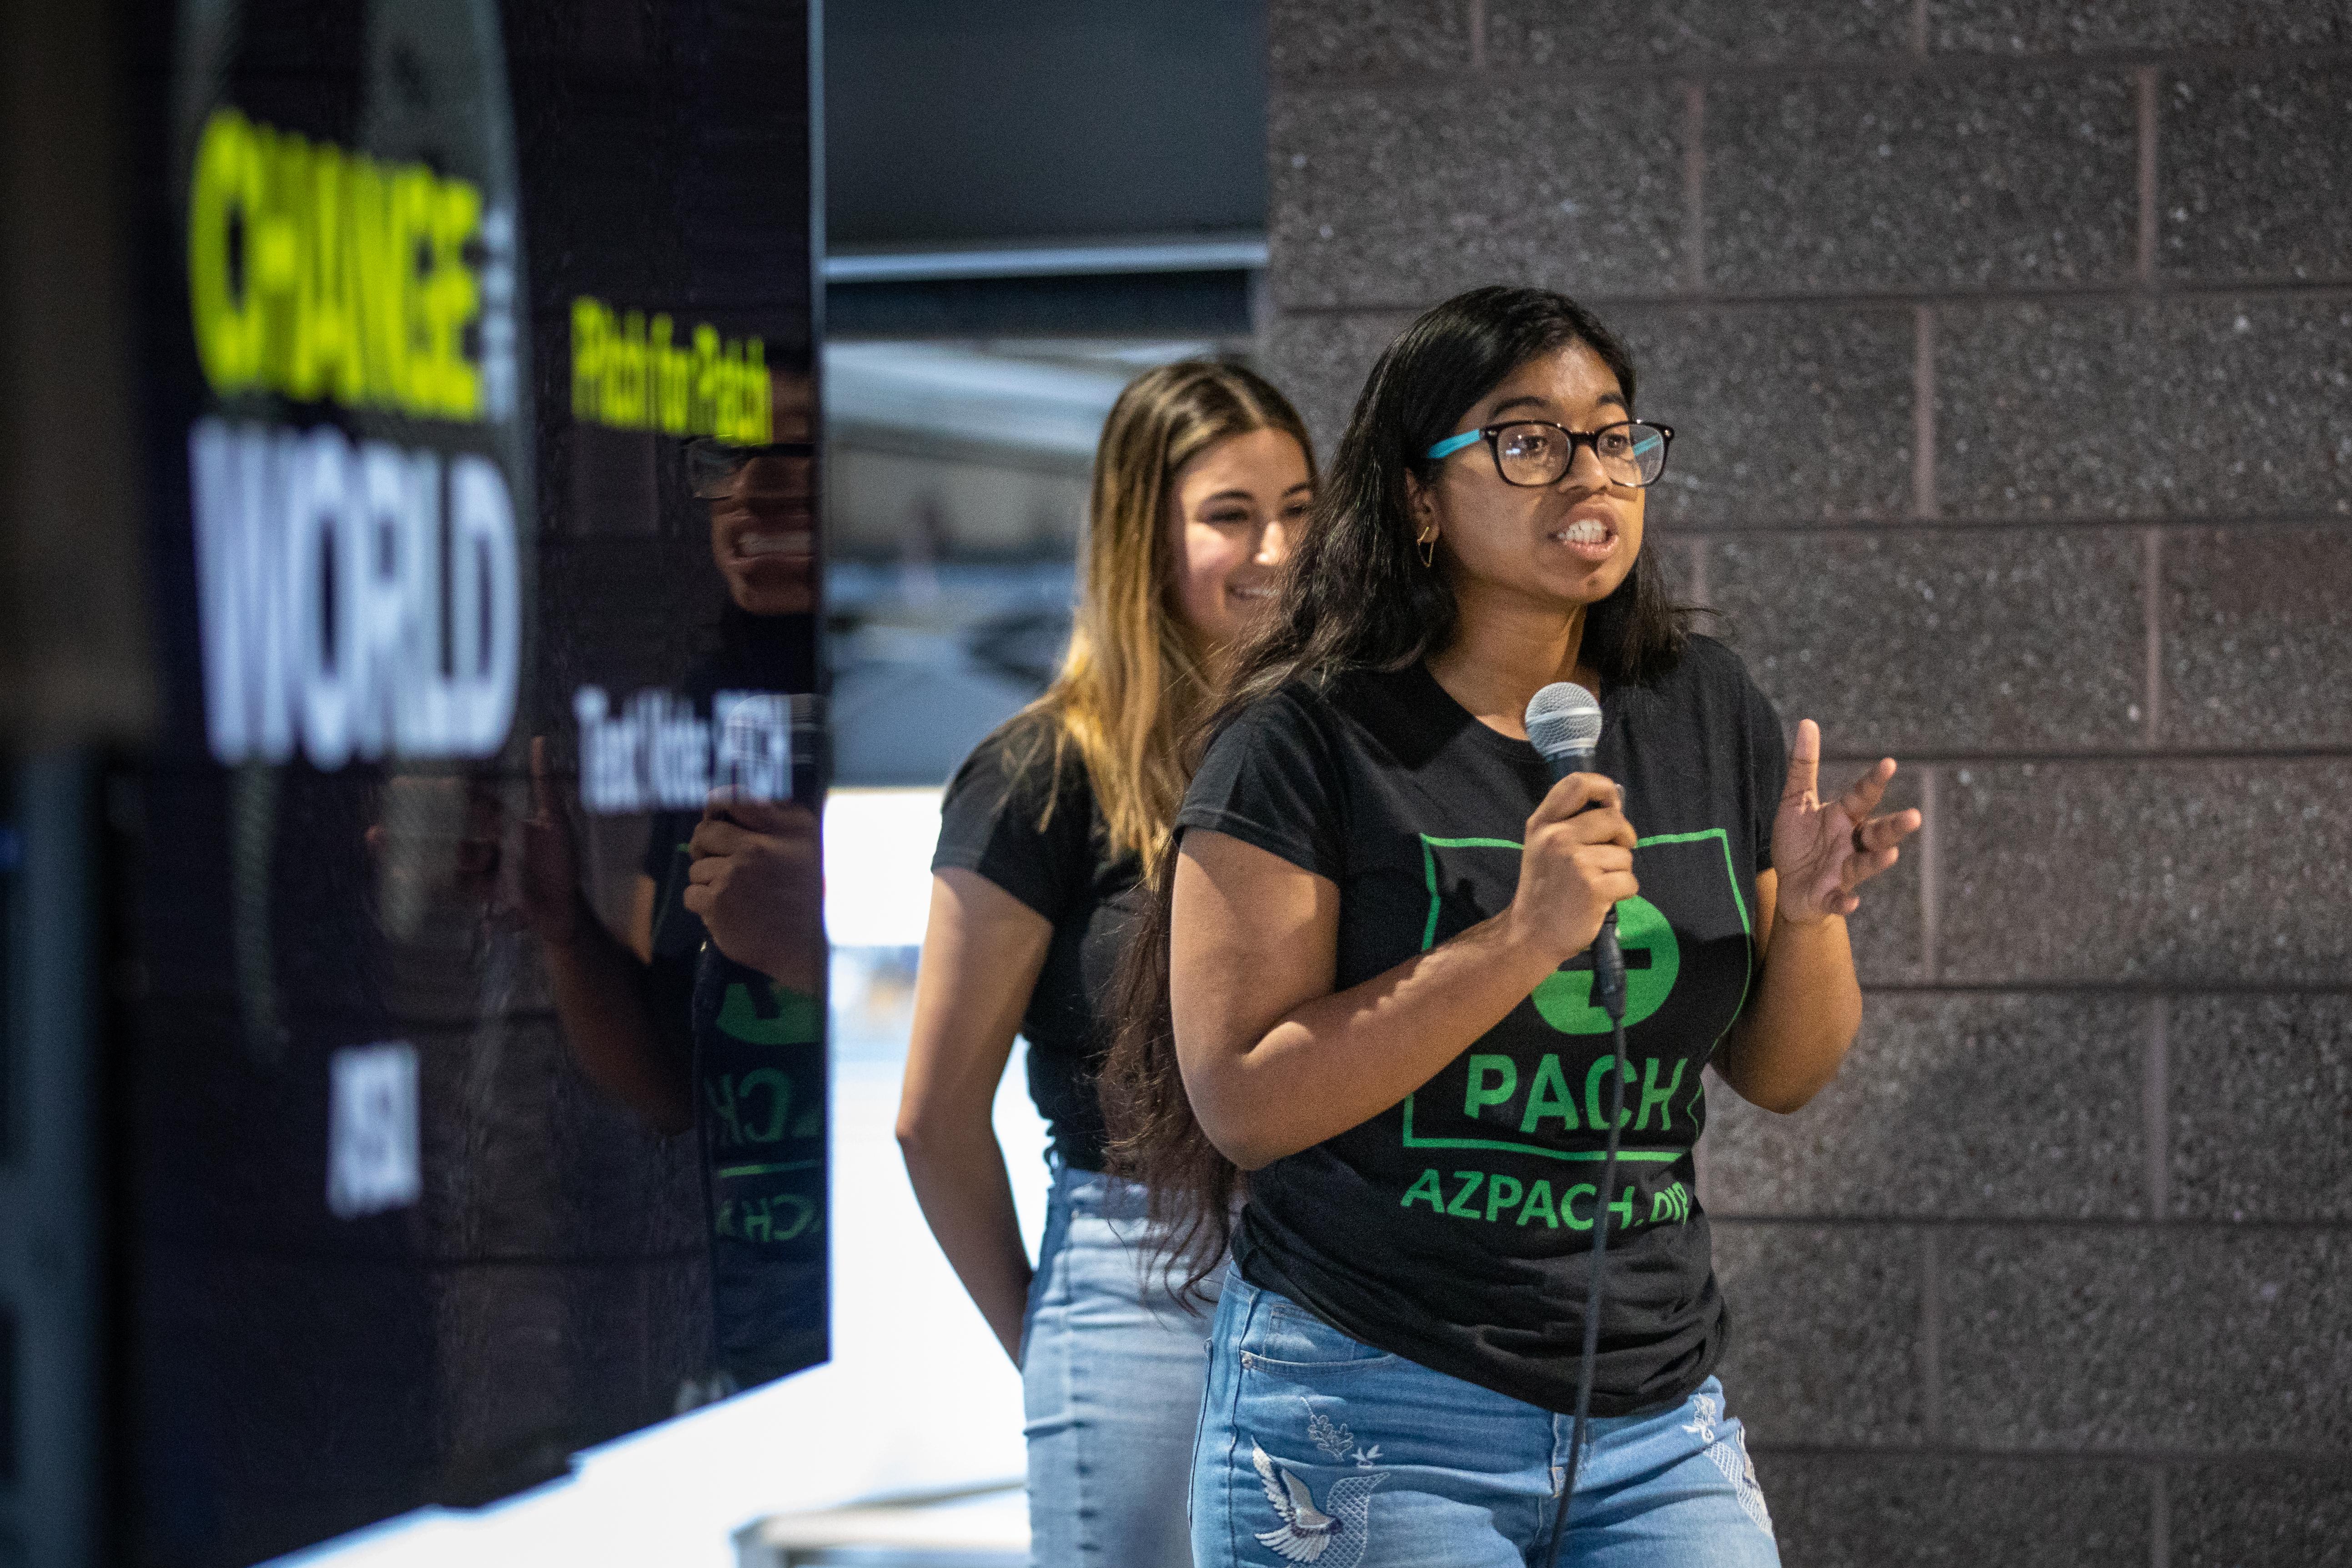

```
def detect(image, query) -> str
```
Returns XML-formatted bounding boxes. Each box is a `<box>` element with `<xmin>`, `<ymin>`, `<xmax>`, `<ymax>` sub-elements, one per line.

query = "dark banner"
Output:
<box><xmin>120</xmin><ymin>1</ymin><xmax>822</xmax><ymax>1560</ymax></box>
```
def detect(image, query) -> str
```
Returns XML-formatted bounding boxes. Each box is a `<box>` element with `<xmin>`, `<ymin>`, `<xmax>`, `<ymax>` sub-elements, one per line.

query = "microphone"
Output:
<box><xmin>1524</xmin><ymin>682</ymin><xmax>1627</xmax><ymax>1023</ymax></box>
<box><xmin>1523</xmin><ymin>680</ymin><xmax>1631</xmax><ymax>1568</ymax></box>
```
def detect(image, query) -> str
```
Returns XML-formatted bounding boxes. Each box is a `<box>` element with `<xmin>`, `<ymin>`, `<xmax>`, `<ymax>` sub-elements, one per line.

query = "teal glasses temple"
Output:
<box><xmin>1422</xmin><ymin>419</ymin><xmax>1675</xmax><ymax>489</ymax></box>
<box><xmin>1423</xmin><ymin>425</ymin><xmax>1669</xmax><ymax>461</ymax></box>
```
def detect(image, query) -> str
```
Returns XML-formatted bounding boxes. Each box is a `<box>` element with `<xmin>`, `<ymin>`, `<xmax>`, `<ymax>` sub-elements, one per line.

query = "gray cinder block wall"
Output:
<box><xmin>1260</xmin><ymin>5</ymin><xmax>2352</xmax><ymax>1561</ymax></box>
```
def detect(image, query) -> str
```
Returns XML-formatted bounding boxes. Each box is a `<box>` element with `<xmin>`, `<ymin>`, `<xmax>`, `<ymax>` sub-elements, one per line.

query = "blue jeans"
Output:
<box><xmin>1192</xmin><ymin>1271</ymin><xmax>1779</xmax><ymax>1568</ymax></box>
<box><xmin>1021</xmin><ymin>1164</ymin><xmax>1217</xmax><ymax>1568</ymax></box>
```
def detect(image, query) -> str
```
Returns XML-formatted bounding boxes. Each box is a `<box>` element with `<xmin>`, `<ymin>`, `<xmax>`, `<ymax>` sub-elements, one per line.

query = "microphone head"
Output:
<box><xmin>1524</xmin><ymin>681</ymin><xmax>1603</xmax><ymax>766</ymax></box>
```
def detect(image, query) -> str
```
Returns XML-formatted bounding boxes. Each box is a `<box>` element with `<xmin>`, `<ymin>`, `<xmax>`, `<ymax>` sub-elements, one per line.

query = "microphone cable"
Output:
<box><xmin>1538</xmin><ymin>907</ymin><xmax>1629</xmax><ymax>1568</ymax></box>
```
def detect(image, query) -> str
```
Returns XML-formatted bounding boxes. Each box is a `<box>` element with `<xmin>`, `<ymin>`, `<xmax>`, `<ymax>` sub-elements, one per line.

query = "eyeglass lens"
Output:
<box><xmin>689</xmin><ymin>442</ymin><xmax>813</xmax><ymax>499</ymax></box>
<box><xmin>1493</xmin><ymin>422</ymin><xmax>1668</xmax><ymax>488</ymax></box>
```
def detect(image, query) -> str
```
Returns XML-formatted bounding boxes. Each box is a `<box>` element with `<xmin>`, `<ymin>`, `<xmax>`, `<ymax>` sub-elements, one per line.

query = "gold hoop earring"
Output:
<box><xmin>1417</xmin><ymin>531</ymin><xmax>1436</xmax><ymax>569</ymax></box>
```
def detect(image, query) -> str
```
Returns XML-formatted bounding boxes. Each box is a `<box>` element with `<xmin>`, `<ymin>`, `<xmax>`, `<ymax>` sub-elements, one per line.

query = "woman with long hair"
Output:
<box><xmin>898</xmin><ymin>361</ymin><xmax>1316</xmax><ymax>1567</ymax></box>
<box><xmin>1105</xmin><ymin>287</ymin><xmax>1919</xmax><ymax>1565</ymax></box>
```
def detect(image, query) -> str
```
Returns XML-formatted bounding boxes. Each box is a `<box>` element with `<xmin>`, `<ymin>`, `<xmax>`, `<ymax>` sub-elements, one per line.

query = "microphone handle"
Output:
<box><xmin>1547</xmin><ymin>751</ymin><xmax>1630</xmax><ymax>1025</ymax></box>
<box><xmin>1535</xmin><ymin>746</ymin><xmax>1632</xmax><ymax>1568</ymax></box>
<box><xmin>1591</xmin><ymin>907</ymin><xmax>1626</xmax><ymax>1023</ymax></box>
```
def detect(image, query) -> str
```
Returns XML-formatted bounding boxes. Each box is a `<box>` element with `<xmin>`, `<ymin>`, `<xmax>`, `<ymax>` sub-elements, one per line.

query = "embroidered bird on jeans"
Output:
<box><xmin>1252</xmin><ymin>1441</ymin><xmax>1387</xmax><ymax>1565</ymax></box>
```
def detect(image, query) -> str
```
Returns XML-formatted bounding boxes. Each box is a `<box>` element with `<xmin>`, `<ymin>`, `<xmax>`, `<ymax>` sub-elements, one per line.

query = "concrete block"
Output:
<box><xmin>1938</xmin><ymin>759</ymin><xmax>2352</xmax><ymax>985</ymax></box>
<box><xmin>1794</xmin><ymin>759</ymin><xmax>1929</xmax><ymax>989</ymax></box>
<box><xmin>2161</xmin><ymin>66</ymin><xmax>2352</xmax><ymax>285</ymax></box>
<box><xmin>2171</xmin><ymin>1460</ymin><xmax>2352</xmax><ymax>1567</ymax></box>
<box><xmin>1258</xmin><ymin>310</ymin><xmax>1411</xmax><ymax>458</ymax></box>
<box><xmin>2169</xmin><ymin>994</ymin><xmax>2352</xmax><ymax>1223</ymax></box>
<box><xmin>1268</xmin><ymin>303</ymin><xmax>1915</xmax><ymax>527</ymax></box>
<box><xmin>1709</xmin><ymin>73</ymin><xmax>2138</xmax><ymax>294</ymax></box>
<box><xmin>1710</xmin><ymin>1221</ymin><xmax>1927</xmax><ymax>1446</ymax></box>
<box><xmin>1940</xmin><ymin>1226</ymin><xmax>2352</xmax><ymax>1450</ymax></box>
<box><xmin>1709</xmin><ymin>527</ymin><xmax>2145</xmax><ymax>754</ymax></box>
<box><xmin>1270</xmin><ymin>0</ymin><xmax>1473</xmax><ymax>77</ymax></box>
<box><xmin>1705</xmin><ymin>992</ymin><xmax>2149</xmax><ymax>1219</ymax></box>
<box><xmin>1268</xmin><ymin>80</ymin><xmax>1685</xmax><ymax>309</ymax></box>
<box><xmin>1755</xmin><ymin>1452</ymin><xmax>2153</xmax><ymax>1567</ymax></box>
<box><xmin>2162</xmin><ymin>526</ymin><xmax>2352</xmax><ymax>748</ymax></box>
<box><xmin>1487</xmin><ymin>1</ymin><xmax>1914</xmax><ymax>68</ymax></box>
<box><xmin>1929</xmin><ymin>1</ymin><xmax>2352</xmax><ymax>53</ymax></box>
<box><xmin>1936</xmin><ymin>298</ymin><xmax>2352</xmax><ymax>520</ymax></box>
<box><xmin>1614</xmin><ymin>303</ymin><xmax>1917</xmax><ymax>526</ymax></box>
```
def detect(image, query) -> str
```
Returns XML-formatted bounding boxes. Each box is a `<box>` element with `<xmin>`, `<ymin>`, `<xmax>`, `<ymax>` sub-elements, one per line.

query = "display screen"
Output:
<box><xmin>120</xmin><ymin>1</ymin><xmax>822</xmax><ymax>1559</ymax></box>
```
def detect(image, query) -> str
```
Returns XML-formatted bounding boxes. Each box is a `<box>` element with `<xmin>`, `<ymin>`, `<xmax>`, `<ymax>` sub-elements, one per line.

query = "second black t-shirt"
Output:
<box><xmin>1176</xmin><ymin>638</ymin><xmax>1786</xmax><ymax>1416</ymax></box>
<box><xmin>932</xmin><ymin>711</ymin><xmax>1145</xmax><ymax>1173</ymax></box>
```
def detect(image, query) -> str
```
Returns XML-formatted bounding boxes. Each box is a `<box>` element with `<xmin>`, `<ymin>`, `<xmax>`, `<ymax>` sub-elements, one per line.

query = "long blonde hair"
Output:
<box><xmin>1025</xmin><ymin>361</ymin><xmax>1315</xmax><ymax>871</ymax></box>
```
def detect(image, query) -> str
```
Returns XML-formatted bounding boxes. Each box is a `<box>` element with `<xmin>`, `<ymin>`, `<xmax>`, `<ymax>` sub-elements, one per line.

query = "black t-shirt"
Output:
<box><xmin>1175</xmin><ymin>638</ymin><xmax>1786</xmax><ymax>1416</ymax></box>
<box><xmin>932</xmin><ymin>713</ymin><xmax>1146</xmax><ymax>1173</ymax></box>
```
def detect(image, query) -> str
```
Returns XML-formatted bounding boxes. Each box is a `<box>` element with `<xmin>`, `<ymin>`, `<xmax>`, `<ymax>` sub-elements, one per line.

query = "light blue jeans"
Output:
<box><xmin>1020</xmin><ymin>1164</ymin><xmax>1217</xmax><ymax>1568</ymax></box>
<box><xmin>1192</xmin><ymin>1271</ymin><xmax>1779</xmax><ymax>1568</ymax></box>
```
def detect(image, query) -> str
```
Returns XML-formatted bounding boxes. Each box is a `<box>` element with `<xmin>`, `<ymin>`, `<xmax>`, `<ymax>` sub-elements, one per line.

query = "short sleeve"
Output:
<box><xmin>932</xmin><ymin>718</ymin><xmax>1092</xmax><ymax>924</ymax></box>
<box><xmin>1744</xmin><ymin>675</ymin><xmax>1788</xmax><ymax>876</ymax></box>
<box><xmin>1176</xmin><ymin>686</ymin><xmax>1347</xmax><ymax>881</ymax></box>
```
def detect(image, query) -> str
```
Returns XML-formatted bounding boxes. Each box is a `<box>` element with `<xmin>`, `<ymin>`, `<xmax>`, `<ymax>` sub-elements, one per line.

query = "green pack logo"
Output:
<box><xmin>716</xmin><ymin>979</ymin><xmax>822</xmax><ymax>1045</ymax></box>
<box><xmin>1531</xmin><ymin>893</ymin><xmax>1679</xmax><ymax>1032</ymax></box>
<box><xmin>1403</xmin><ymin>829</ymin><xmax>1752</xmax><ymax>1166</ymax></box>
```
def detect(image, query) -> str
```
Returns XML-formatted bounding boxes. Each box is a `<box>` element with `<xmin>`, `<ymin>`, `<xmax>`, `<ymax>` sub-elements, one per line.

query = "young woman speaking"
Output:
<box><xmin>898</xmin><ymin>361</ymin><xmax>1317</xmax><ymax>1568</ymax></box>
<box><xmin>1110</xmin><ymin>287</ymin><xmax>1920</xmax><ymax>1566</ymax></box>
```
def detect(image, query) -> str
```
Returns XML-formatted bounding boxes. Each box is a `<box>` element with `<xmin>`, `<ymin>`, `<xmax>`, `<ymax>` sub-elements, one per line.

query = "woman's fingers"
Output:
<box><xmin>1577</xmin><ymin>843</ymin><xmax>1634</xmax><ymax>875</ymax></box>
<box><xmin>1590</xmin><ymin>873</ymin><xmax>1640</xmax><ymax>909</ymax></box>
<box><xmin>1531</xmin><ymin>770</ymin><xmax>1624</xmax><ymax>826</ymax></box>
<box><xmin>1853</xmin><ymin>808</ymin><xmax>1923</xmax><ymax>855</ymax></box>
<box><xmin>1529</xmin><ymin>774</ymin><xmax>1636</xmax><ymax>846</ymax></box>
<box><xmin>1838</xmin><ymin>756</ymin><xmax>1898</xmax><ymax>823</ymax></box>
<box><xmin>715</xmin><ymin>797</ymin><xmax>816</xmax><ymax>838</ymax></box>
<box><xmin>689</xmin><ymin>818</ymin><xmax>758</xmax><ymax>859</ymax></box>
<box><xmin>1782</xmin><ymin>719</ymin><xmax>1822</xmax><ymax>804</ymax></box>
<box><xmin>1839</xmin><ymin>844</ymin><xmax>1900</xmax><ymax>891</ymax></box>
<box><xmin>1559</xmin><ymin>805</ymin><xmax>1638</xmax><ymax>849</ymax></box>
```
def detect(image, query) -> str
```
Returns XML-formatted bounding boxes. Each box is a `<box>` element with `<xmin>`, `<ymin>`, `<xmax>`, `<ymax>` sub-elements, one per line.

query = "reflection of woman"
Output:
<box><xmin>1111</xmin><ymin>289</ymin><xmax>1920</xmax><ymax>1566</ymax></box>
<box><xmin>523</xmin><ymin>419</ymin><xmax>830</xmax><ymax>1387</ymax></box>
<box><xmin>523</xmin><ymin>428</ymin><xmax>822</xmax><ymax>1133</ymax></box>
<box><xmin>898</xmin><ymin>363</ymin><xmax>1315</xmax><ymax>1568</ymax></box>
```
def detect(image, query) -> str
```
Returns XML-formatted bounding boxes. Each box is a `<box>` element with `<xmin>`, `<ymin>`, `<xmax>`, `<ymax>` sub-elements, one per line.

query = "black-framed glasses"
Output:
<box><xmin>685</xmin><ymin>437</ymin><xmax>817</xmax><ymax>499</ymax></box>
<box><xmin>1424</xmin><ymin>419</ymin><xmax>1674</xmax><ymax>489</ymax></box>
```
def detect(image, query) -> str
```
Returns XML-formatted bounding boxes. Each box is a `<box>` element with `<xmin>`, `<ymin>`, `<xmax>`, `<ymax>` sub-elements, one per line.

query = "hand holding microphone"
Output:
<box><xmin>1505</xmin><ymin>778</ymin><xmax>1635</xmax><ymax>964</ymax></box>
<box><xmin>1507</xmin><ymin>683</ymin><xmax>1636</xmax><ymax>1017</ymax></box>
<box><xmin>685</xmin><ymin>789</ymin><xmax>824</xmax><ymax>990</ymax></box>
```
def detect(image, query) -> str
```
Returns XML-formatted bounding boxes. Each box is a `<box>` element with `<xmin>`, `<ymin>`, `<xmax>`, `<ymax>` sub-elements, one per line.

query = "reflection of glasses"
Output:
<box><xmin>1425</xmin><ymin>420</ymin><xmax>1674</xmax><ymax>489</ymax></box>
<box><xmin>686</xmin><ymin>438</ymin><xmax>817</xmax><ymax>499</ymax></box>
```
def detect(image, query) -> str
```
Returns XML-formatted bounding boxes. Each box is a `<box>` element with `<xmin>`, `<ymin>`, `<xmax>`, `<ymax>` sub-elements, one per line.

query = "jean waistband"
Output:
<box><xmin>1048</xmin><ymin>1160</ymin><xmax>1153</xmax><ymax>1221</ymax></box>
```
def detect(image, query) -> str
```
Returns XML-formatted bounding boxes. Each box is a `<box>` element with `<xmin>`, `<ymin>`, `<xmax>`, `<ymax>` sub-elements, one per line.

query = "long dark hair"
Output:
<box><xmin>1100</xmin><ymin>286</ymin><xmax>1694</xmax><ymax>1299</ymax></box>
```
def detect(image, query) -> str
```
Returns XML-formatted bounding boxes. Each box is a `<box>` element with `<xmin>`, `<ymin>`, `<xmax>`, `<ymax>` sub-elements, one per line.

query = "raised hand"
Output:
<box><xmin>1770</xmin><ymin>719</ymin><xmax>1923</xmax><ymax>926</ymax></box>
<box><xmin>511</xmin><ymin>735</ymin><xmax>586</xmax><ymax>944</ymax></box>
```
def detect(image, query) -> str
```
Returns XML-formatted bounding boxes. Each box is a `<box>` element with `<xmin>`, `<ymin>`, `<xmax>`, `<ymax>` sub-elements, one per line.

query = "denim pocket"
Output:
<box><xmin>1238</xmin><ymin>1300</ymin><xmax>1401</xmax><ymax>1373</ymax></box>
